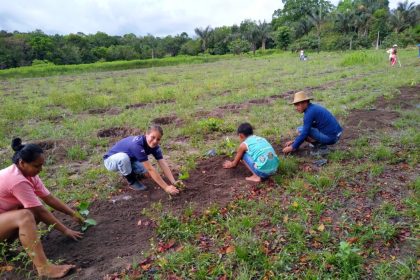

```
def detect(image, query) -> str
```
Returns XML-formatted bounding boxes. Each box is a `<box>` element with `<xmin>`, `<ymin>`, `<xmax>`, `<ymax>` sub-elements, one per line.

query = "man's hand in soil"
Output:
<box><xmin>223</xmin><ymin>160</ymin><xmax>235</xmax><ymax>169</ymax></box>
<box><xmin>165</xmin><ymin>185</ymin><xmax>180</xmax><ymax>195</ymax></box>
<box><xmin>282</xmin><ymin>146</ymin><xmax>294</xmax><ymax>154</ymax></box>
<box><xmin>64</xmin><ymin>228</ymin><xmax>83</xmax><ymax>240</ymax></box>
<box><xmin>72</xmin><ymin>211</ymin><xmax>85</xmax><ymax>224</ymax></box>
<box><xmin>284</xmin><ymin>141</ymin><xmax>294</xmax><ymax>147</ymax></box>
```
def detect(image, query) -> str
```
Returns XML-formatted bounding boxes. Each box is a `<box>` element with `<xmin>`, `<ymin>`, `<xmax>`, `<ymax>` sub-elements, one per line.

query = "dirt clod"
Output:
<box><xmin>151</xmin><ymin>115</ymin><xmax>183</xmax><ymax>126</ymax></box>
<box><xmin>97</xmin><ymin>127</ymin><xmax>142</xmax><ymax>138</ymax></box>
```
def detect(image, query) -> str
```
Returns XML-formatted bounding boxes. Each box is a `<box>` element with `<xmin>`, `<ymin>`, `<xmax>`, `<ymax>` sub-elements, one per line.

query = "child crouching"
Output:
<box><xmin>223</xmin><ymin>123</ymin><xmax>279</xmax><ymax>182</ymax></box>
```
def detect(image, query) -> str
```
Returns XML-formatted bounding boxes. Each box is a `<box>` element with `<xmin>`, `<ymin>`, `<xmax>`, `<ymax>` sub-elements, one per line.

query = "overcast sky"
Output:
<box><xmin>0</xmin><ymin>0</ymin><xmax>417</xmax><ymax>37</ymax></box>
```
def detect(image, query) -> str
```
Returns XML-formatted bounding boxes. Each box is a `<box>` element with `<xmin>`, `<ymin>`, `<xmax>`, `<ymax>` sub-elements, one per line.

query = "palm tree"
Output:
<box><xmin>308</xmin><ymin>6</ymin><xmax>326</xmax><ymax>52</ymax></box>
<box><xmin>390</xmin><ymin>1</ymin><xmax>417</xmax><ymax>33</ymax></box>
<box><xmin>390</xmin><ymin>10</ymin><xmax>408</xmax><ymax>33</ymax></box>
<box><xmin>334</xmin><ymin>10</ymin><xmax>355</xmax><ymax>34</ymax></box>
<box><xmin>194</xmin><ymin>26</ymin><xmax>213</xmax><ymax>52</ymax></box>
<box><xmin>257</xmin><ymin>21</ymin><xmax>271</xmax><ymax>50</ymax></box>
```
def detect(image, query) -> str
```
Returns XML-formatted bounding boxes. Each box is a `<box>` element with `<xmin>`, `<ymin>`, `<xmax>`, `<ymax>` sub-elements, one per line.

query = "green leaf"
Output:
<box><xmin>85</xmin><ymin>218</ymin><xmax>97</xmax><ymax>226</ymax></box>
<box><xmin>79</xmin><ymin>209</ymin><xmax>89</xmax><ymax>216</ymax></box>
<box><xmin>78</xmin><ymin>201</ymin><xmax>90</xmax><ymax>211</ymax></box>
<box><xmin>179</xmin><ymin>171</ymin><xmax>190</xmax><ymax>180</ymax></box>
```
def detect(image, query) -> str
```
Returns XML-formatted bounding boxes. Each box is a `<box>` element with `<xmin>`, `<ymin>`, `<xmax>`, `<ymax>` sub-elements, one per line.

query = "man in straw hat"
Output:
<box><xmin>283</xmin><ymin>91</ymin><xmax>342</xmax><ymax>155</ymax></box>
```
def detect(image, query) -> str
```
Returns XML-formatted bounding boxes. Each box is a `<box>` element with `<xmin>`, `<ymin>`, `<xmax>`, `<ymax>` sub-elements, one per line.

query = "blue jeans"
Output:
<box><xmin>242</xmin><ymin>153</ymin><xmax>271</xmax><ymax>179</ymax></box>
<box><xmin>104</xmin><ymin>152</ymin><xmax>147</xmax><ymax>176</ymax></box>
<box><xmin>297</xmin><ymin>126</ymin><xmax>341</xmax><ymax>145</ymax></box>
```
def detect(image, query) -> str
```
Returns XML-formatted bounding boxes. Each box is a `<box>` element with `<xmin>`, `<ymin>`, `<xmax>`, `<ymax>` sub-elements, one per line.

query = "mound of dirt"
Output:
<box><xmin>35</xmin><ymin>140</ymin><xmax>77</xmax><ymax>163</ymax></box>
<box><xmin>40</xmin><ymin>156</ymin><xmax>253</xmax><ymax>279</ymax></box>
<box><xmin>220</xmin><ymin>90</ymin><xmax>232</xmax><ymax>96</ymax></box>
<box><xmin>87</xmin><ymin>108</ymin><xmax>121</xmax><ymax>115</ymax></box>
<box><xmin>125</xmin><ymin>103</ymin><xmax>148</xmax><ymax>109</ymax></box>
<box><xmin>46</xmin><ymin>115</ymin><xmax>64</xmax><ymax>123</ymax></box>
<box><xmin>248</xmin><ymin>98</ymin><xmax>272</xmax><ymax>104</ymax></box>
<box><xmin>34</xmin><ymin>140</ymin><xmax>60</xmax><ymax>150</ymax></box>
<box><xmin>154</xmin><ymin>99</ymin><xmax>175</xmax><ymax>105</ymax></box>
<box><xmin>97</xmin><ymin>127</ymin><xmax>142</xmax><ymax>138</ymax></box>
<box><xmin>151</xmin><ymin>115</ymin><xmax>183</xmax><ymax>126</ymax></box>
<box><xmin>193</xmin><ymin>109</ymin><xmax>225</xmax><ymax>119</ymax></box>
<box><xmin>218</xmin><ymin>104</ymin><xmax>246</xmax><ymax>110</ymax></box>
<box><xmin>125</xmin><ymin>99</ymin><xmax>176</xmax><ymax>110</ymax></box>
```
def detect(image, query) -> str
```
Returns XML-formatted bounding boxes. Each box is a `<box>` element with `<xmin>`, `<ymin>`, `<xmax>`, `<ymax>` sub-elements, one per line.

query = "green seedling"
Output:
<box><xmin>77</xmin><ymin>201</ymin><xmax>97</xmax><ymax>232</ymax></box>
<box><xmin>78</xmin><ymin>201</ymin><xmax>90</xmax><ymax>216</ymax></box>
<box><xmin>178</xmin><ymin>167</ymin><xmax>190</xmax><ymax>180</ymax></box>
<box><xmin>81</xmin><ymin>218</ymin><xmax>97</xmax><ymax>232</ymax></box>
<box><xmin>222</xmin><ymin>137</ymin><xmax>237</xmax><ymax>157</ymax></box>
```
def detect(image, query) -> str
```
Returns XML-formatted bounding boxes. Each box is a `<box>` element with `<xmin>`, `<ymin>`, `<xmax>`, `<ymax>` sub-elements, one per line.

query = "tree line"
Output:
<box><xmin>1</xmin><ymin>0</ymin><xmax>419</xmax><ymax>69</ymax></box>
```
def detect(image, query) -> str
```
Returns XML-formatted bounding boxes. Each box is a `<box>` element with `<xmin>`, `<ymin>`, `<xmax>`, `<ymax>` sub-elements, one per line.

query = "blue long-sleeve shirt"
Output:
<box><xmin>292</xmin><ymin>103</ymin><xmax>342</xmax><ymax>150</ymax></box>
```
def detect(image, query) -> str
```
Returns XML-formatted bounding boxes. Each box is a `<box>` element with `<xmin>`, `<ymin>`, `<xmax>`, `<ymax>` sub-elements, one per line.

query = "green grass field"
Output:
<box><xmin>0</xmin><ymin>50</ymin><xmax>419</xmax><ymax>279</ymax></box>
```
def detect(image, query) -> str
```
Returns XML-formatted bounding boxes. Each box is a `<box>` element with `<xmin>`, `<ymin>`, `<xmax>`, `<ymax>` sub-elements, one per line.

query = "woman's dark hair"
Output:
<box><xmin>237</xmin><ymin>122</ymin><xmax>253</xmax><ymax>137</ymax></box>
<box><xmin>11</xmin><ymin>138</ymin><xmax>43</xmax><ymax>164</ymax></box>
<box><xmin>147</xmin><ymin>125</ymin><xmax>163</xmax><ymax>136</ymax></box>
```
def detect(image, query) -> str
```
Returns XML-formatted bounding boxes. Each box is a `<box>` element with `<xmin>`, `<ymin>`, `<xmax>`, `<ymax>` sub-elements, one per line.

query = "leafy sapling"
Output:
<box><xmin>76</xmin><ymin>201</ymin><xmax>97</xmax><ymax>232</ymax></box>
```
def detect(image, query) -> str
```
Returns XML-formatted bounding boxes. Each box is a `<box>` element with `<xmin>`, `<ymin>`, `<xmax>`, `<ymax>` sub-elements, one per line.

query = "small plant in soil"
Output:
<box><xmin>178</xmin><ymin>166</ymin><xmax>190</xmax><ymax>181</ymax></box>
<box><xmin>77</xmin><ymin>201</ymin><xmax>97</xmax><ymax>232</ymax></box>
<box><xmin>218</xmin><ymin>137</ymin><xmax>237</xmax><ymax>157</ymax></box>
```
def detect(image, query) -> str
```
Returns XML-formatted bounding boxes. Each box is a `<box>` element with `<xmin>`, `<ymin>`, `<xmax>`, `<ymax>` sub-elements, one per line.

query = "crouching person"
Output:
<box><xmin>0</xmin><ymin>138</ymin><xmax>84</xmax><ymax>278</ymax></box>
<box><xmin>103</xmin><ymin>125</ymin><xmax>179</xmax><ymax>195</ymax></box>
<box><xmin>282</xmin><ymin>91</ymin><xmax>342</xmax><ymax>155</ymax></box>
<box><xmin>223</xmin><ymin>123</ymin><xmax>279</xmax><ymax>182</ymax></box>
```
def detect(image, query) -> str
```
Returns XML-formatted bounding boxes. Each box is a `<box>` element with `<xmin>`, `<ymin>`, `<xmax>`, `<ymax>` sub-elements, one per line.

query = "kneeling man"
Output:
<box><xmin>283</xmin><ymin>91</ymin><xmax>342</xmax><ymax>154</ymax></box>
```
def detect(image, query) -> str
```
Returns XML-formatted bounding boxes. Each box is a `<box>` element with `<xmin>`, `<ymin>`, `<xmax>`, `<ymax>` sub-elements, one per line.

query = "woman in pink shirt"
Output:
<box><xmin>0</xmin><ymin>138</ymin><xmax>85</xmax><ymax>278</ymax></box>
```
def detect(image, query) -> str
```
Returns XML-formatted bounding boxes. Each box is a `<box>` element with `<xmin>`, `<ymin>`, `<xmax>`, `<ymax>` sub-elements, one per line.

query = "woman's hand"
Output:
<box><xmin>164</xmin><ymin>185</ymin><xmax>180</xmax><ymax>195</ymax></box>
<box><xmin>223</xmin><ymin>160</ymin><xmax>234</xmax><ymax>169</ymax></box>
<box><xmin>64</xmin><ymin>228</ymin><xmax>83</xmax><ymax>240</ymax></box>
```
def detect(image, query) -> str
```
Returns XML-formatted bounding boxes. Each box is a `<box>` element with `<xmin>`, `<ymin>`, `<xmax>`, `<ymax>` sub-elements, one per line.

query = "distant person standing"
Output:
<box><xmin>299</xmin><ymin>49</ymin><xmax>305</xmax><ymax>61</ymax></box>
<box><xmin>387</xmin><ymin>44</ymin><xmax>398</xmax><ymax>66</ymax></box>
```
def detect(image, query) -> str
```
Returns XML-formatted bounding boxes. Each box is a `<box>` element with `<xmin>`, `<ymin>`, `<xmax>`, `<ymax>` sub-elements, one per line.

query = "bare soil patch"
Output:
<box><xmin>248</xmin><ymin>98</ymin><xmax>272</xmax><ymax>104</ymax></box>
<box><xmin>193</xmin><ymin>110</ymin><xmax>221</xmax><ymax>119</ymax></box>
<box><xmin>32</xmin><ymin>139</ymin><xmax>69</xmax><ymax>162</ymax></box>
<box><xmin>341</xmin><ymin>109</ymin><xmax>401</xmax><ymax>143</ymax></box>
<box><xmin>87</xmin><ymin>108</ymin><xmax>122</xmax><ymax>115</ymax></box>
<box><xmin>45</xmin><ymin>115</ymin><xmax>64</xmax><ymax>123</ymax></box>
<box><xmin>151</xmin><ymin>115</ymin><xmax>183</xmax><ymax>126</ymax></box>
<box><xmin>218</xmin><ymin>104</ymin><xmax>247</xmax><ymax>110</ymax></box>
<box><xmin>125</xmin><ymin>103</ymin><xmax>148</xmax><ymax>109</ymax></box>
<box><xmin>125</xmin><ymin>99</ymin><xmax>175</xmax><ymax>110</ymax></box>
<box><xmin>376</xmin><ymin>85</ymin><xmax>420</xmax><ymax>110</ymax></box>
<box><xmin>97</xmin><ymin>127</ymin><xmax>142</xmax><ymax>138</ymax></box>
<box><xmin>39</xmin><ymin>156</ymin><xmax>253</xmax><ymax>279</ymax></box>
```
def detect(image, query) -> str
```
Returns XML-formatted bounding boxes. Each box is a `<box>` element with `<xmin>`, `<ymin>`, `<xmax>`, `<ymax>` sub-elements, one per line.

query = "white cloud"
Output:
<box><xmin>0</xmin><ymin>0</ymin><xmax>417</xmax><ymax>36</ymax></box>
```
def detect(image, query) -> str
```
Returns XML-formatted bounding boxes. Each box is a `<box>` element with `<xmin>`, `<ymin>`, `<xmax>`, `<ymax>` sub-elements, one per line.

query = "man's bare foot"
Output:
<box><xmin>245</xmin><ymin>175</ymin><xmax>261</xmax><ymax>182</ymax></box>
<box><xmin>38</xmin><ymin>264</ymin><xmax>75</xmax><ymax>278</ymax></box>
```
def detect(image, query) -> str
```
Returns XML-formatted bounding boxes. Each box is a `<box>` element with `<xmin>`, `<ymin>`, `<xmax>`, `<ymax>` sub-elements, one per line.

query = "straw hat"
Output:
<box><xmin>291</xmin><ymin>91</ymin><xmax>313</xmax><ymax>104</ymax></box>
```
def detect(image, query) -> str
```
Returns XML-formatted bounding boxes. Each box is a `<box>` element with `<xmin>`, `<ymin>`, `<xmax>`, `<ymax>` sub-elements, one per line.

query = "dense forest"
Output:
<box><xmin>1</xmin><ymin>0</ymin><xmax>419</xmax><ymax>69</ymax></box>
